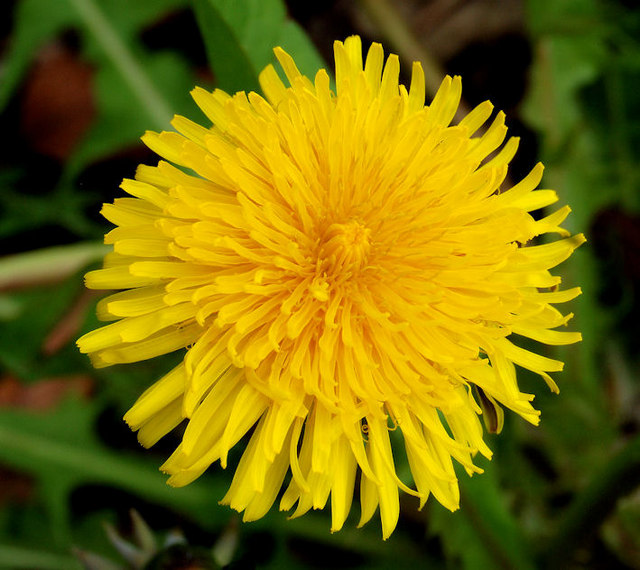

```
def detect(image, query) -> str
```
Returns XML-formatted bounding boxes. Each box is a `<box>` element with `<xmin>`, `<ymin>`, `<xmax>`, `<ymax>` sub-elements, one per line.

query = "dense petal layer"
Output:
<box><xmin>77</xmin><ymin>35</ymin><xmax>583</xmax><ymax>538</ymax></box>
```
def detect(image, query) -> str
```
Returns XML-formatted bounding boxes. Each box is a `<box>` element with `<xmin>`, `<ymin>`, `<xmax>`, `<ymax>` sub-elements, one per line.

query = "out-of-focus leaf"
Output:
<box><xmin>602</xmin><ymin>490</ymin><xmax>640</xmax><ymax>569</ymax></box>
<box><xmin>0</xmin><ymin>0</ymin><xmax>188</xmax><ymax>113</ymax></box>
<box><xmin>68</xmin><ymin>0</ymin><xmax>172</xmax><ymax>131</ymax></box>
<box><xmin>192</xmin><ymin>0</ymin><xmax>325</xmax><ymax>95</ymax></box>
<box><xmin>62</xmin><ymin>0</ymin><xmax>198</xmax><ymax>180</ymax></box>
<box><xmin>540</xmin><ymin>434</ymin><xmax>640</xmax><ymax>567</ymax></box>
<box><xmin>66</xmin><ymin>50</ymin><xmax>195</xmax><ymax>178</ymax></box>
<box><xmin>0</xmin><ymin>278</ymin><xmax>85</xmax><ymax>380</ymax></box>
<box><xmin>523</xmin><ymin>36</ymin><xmax>604</xmax><ymax>145</ymax></box>
<box><xmin>1</xmin><ymin>0</ymin><xmax>199</xmax><ymax>240</ymax></box>
<box><xmin>0</xmin><ymin>185</ymin><xmax>102</xmax><ymax>239</ymax></box>
<box><xmin>523</xmin><ymin>0</ymin><xmax>606</xmax><ymax>149</ymax></box>
<box><xmin>91</xmin><ymin>0</ymin><xmax>189</xmax><ymax>44</ymax></box>
<box><xmin>523</xmin><ymin>0</ymin><xmax>620</xmax><ymax>398</ymax></box>
<box><xmin>0</xmin><ymin>0</ymin><xmax>77</xmax><ymax>111</ymax></box>
<box><xmin>460</xmin><ymin>464</ymin><xmax>536</xmax><ymax>569</ymax></box>
<box><xmin>430</xmin><ymin>459</ymin><xmax>536</xmax><ymax>570</ymax></box>
<box><xmin>0</xmin><ymin>398</ymin><xmax>230</xmax><ymax>543</ymax></box>
<box><xmin>430</xmin><ymin>501</ymin><xmax>495</xmax><ymax>570</ymax></box>
<box><xmin>0</xmin><ymin>295</ymin><xmax>22</xmax><ymax>320</ymax></box>
<box><xmin>526</xmin><ymin>0</ymin><xmax>601</xmax><ymax>36</ymax></box>
<box><xmin>251</xmin><ymin>508</ymin><xmax>433</xmax><ymax>569</ymax></box>
<box><xmin>0</xmin><ymin>544</ymin><xmax>82</xmax><ymax>570</ymax></box>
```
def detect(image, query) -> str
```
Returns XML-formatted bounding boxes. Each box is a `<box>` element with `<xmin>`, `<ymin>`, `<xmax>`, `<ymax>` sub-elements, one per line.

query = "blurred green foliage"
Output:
<box><xmin>0</xmin><ymin>0</ymin><xmax>639</xmax><ymax>568</ymax></box>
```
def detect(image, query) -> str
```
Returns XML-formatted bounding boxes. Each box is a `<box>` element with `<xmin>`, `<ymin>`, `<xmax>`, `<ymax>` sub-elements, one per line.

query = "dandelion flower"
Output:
<box><xmin>77</xmin><ymin>36</ymin><xmax>584</xmax><ymax>538</ymax></box>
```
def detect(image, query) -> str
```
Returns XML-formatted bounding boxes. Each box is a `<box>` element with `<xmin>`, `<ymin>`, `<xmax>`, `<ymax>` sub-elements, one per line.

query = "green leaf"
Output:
<box><xmin>460</xmin><ymin>463</ymin><xmax>536</xmax><ymax>570</ymax></box>
<box><xmin>275</xmin><ymin>21</ymin><xmax>327</xmax><ymax>81</ymax></box>
<box><xmin>68</xmin><ymin>0</ymin><xmax>173</xmax><ymax>130</ymax></box>
<box><xmin>430</xmin><ymin>459</ymin><xmax>536</xmax><ymax>570</ymax></box>
<box><xmin>91</xmin><ymin>0</ymin><xmax>189</xmax><ymax>44</ymax></box>
<box><xmin>0</xmin><ymin>0</ymin><xmax>77</xmax><ymax>111</ymax></box>
<box><xmin>67</xmin><ymin>50</ymin><xmax>196</xmax><ymax>177</ymax></box>
<box><xmin>191</xmin><ymin>0</ymin><xmax>325</xmax><ymax>95</ymax></box>
<box><xmin>1</xmin><ymin>0</ymin><xmax>200</xmax><ymax>239</ymax></box>
<box><xmin>429</xmin><ymin>502</ymin><xmax>495</xmax><ymax>570</ymax></box>
<box><xmin>539</xmin><ymin>434</ymin><xmax>640</xmax><ymax>568</ymax></box>
<box><xmin>0</xmin><ymin>544</ymin><xmax>82</xmax><ymax>570</ymax></box>
<box><xmin>526</xmin><ymin>0</ymin><xmax>601</xmax><ymax>34</ymax></box>
<box><xmin>0</xmin><ymin>278</ymin><xmax>85</xmax><ymax>379</ymax></box>
<box><xmin>191</xmin><ymin>0</ymin><xmax>265</xmax><ymax>93</ymax></box>
<box><xmin>251</xmin><ymin>508</ymin><xmax>433</xmax><ymax>569</ymax></box>
<box><xmin>522</xmin><ymin>37</ymin><xmax>605</xmax><ymax>147</ymax></box>
<box><xmin>61</xmin><ymin>0</ymin><xmax>198</xmax><ymax>185</ymax></box>
<box><xmin>0</xmin><ymin>0</ymin><xmax>188</xmax><ymax>113</ymax></box>
<box><xmin>0</xmin><ymin>398</ymin><xmax>230</xmax><ymax>544</ymax></box>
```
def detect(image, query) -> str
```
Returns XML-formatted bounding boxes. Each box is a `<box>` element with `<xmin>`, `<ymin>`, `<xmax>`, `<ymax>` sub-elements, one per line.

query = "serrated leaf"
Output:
<box><xmin>522</xmin><ymin>36</ymin><xmax>604</xmax><ymax>141</ymax></box>
<box><xmin>521</xmin><ymin>0</ymin><xmax>618</xmax><ymax>398</ymax></box>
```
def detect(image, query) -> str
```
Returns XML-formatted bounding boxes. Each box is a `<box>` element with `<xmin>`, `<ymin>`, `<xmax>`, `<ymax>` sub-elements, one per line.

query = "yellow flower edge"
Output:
<box><xmin>78</xmin><ymin>35</ymin><xmax>584</xmax><ymax>539</ymax></box>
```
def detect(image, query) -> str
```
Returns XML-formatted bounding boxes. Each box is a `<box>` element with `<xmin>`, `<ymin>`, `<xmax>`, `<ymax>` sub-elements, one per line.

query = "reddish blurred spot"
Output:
<box><xmin>0</xmin><ymin>466</ymin><xmax>34</xmax><ymax>504</ymax></box>
<box><xmin>43</xmin><ymin>289</ymin><xmax>101</xmax><ymax>356</ymax></box>
<box><xmin>20</xmin><ymin>43</ymin><xmax>95</xmax><ymax>160</ymax></box>
<box><xmin>0</xmin><ymin>375</ymin><xmax>93</xmax><ymax>410</ymax></box>
<box><xmin>591</xmin><ymin>207</ymin><xmax>640</xmax><ymax>282</ymax></box>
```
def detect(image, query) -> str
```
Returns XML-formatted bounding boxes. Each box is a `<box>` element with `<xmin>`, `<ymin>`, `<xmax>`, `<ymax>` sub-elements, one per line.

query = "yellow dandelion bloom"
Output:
<box><xmin>78</xmin><ymin>36</ymin><xmax>584</xmax><ymax>539</ymax></box>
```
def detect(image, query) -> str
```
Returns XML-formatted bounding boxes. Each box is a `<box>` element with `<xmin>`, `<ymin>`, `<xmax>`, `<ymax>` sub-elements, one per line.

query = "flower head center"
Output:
<box><xmin>320</xmin><ymin>219</ymin><xmax>372</xmax><ymax>273</ymax></box>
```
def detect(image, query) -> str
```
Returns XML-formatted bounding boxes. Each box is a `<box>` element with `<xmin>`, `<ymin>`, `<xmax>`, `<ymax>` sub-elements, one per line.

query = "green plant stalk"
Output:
<box><xmin>0</xmin><ymin>242</ymin><xmax>109</xmax><ymax>291</ymax></box>
<box><xmin>540</xmin><ymin>434</ymin><xmax>640</xmax><ymax>568</ymax></box>
<box><xmin>67</xmin><ymin>0</ymin><xmax>173</xmax><ymax>130</ymax></box>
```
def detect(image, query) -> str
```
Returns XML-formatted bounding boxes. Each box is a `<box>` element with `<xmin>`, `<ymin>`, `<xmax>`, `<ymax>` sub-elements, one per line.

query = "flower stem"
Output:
<box><xmin>540</xmin><ymin>434</ymin><xmax>640</xmax><ymax>568</ymax></box>
<box><xmin>67</xmin><ymin>0</ymin><xmax>173</xmax><ymax>130</ymax></box>
<box><xmin>0</xmin><ymin>242</ymin><xmax>109</xmax><ymax>291</ymax></box>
